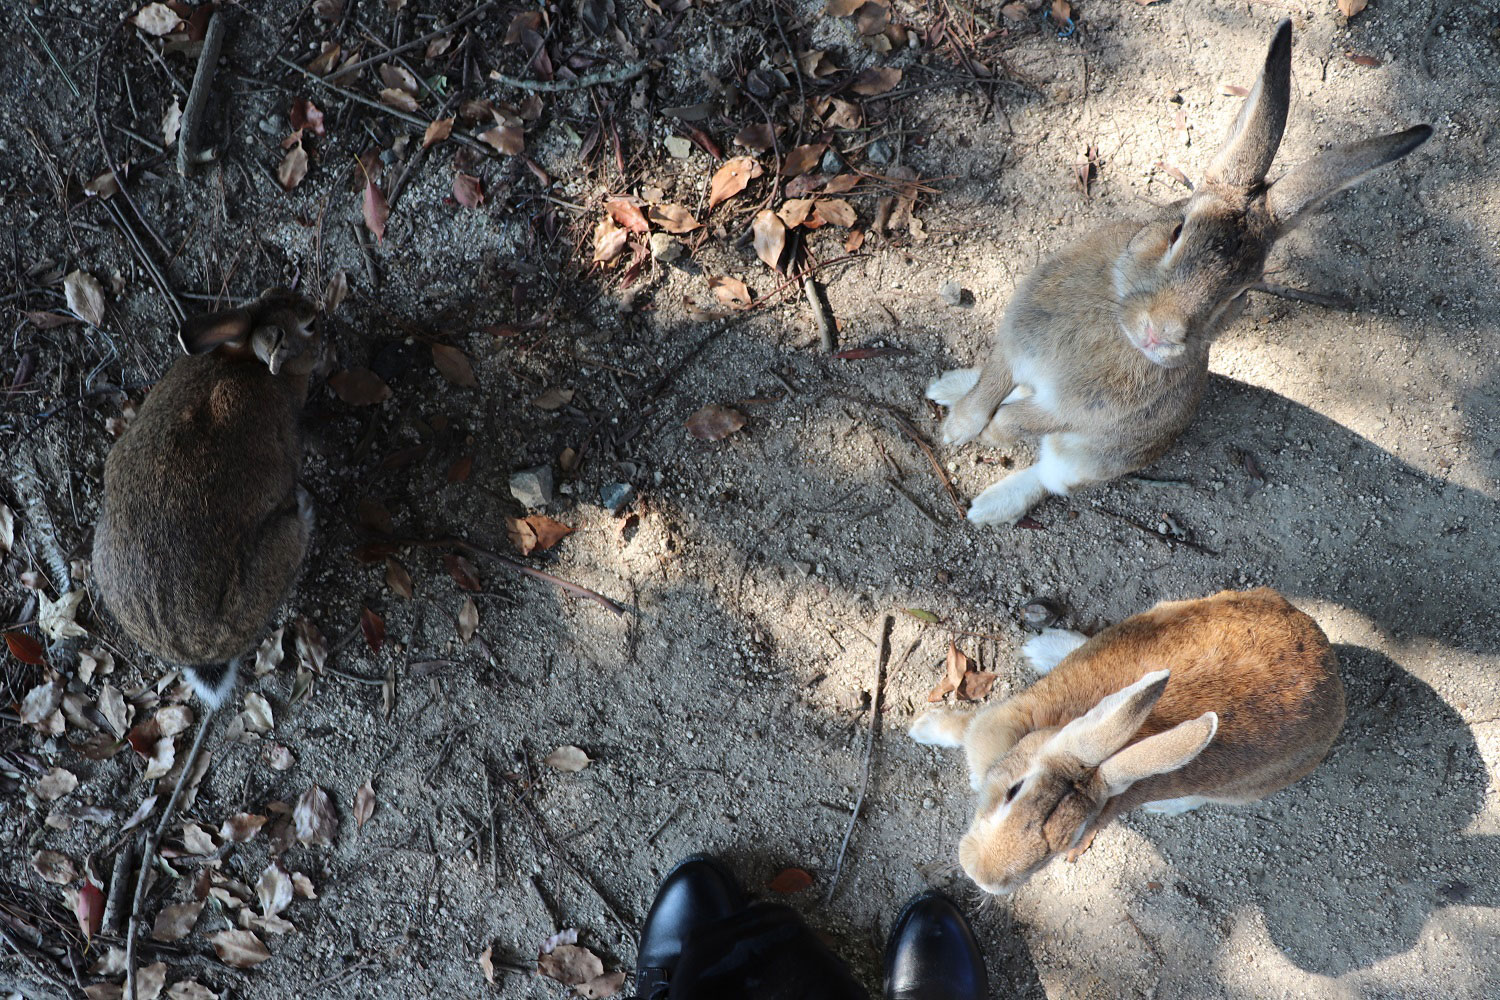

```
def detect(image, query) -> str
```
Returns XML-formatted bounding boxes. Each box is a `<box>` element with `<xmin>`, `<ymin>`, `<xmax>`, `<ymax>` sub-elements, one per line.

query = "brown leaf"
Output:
<box><xmin>825</xmin><ymin>0</ymin><xmax>865</xmax><ymax>15</ymax></box>
<box><xmin>605</xmin><ymin>198</ymin><xmax>649</xmax><ymax>233</ymax></box>
<box><xmin>593</xmin><ymin>217</ymin><xmax>629</xmax><ymax>263</ymax></box>
<box><xmin>220</xmin><ymin>813</ymin><xmax>268</xmax><ymax>842</ymax></box>
<box><xmin>768</xmin><ymin>867</ymin><xmax>813</xmax><ymax>893</ymax></box>
<box><xmin>532</xmin><ymin>386</ymin><xmax>575</xmax><ymax>410</ymax></box>
<box><xmin>733</xmin><ymin>122</ymin><xmax>778</xmax><ymax>151</ymax></box>
<box><xmin>751</xmin><ymin>210</ymin><xmax>788</xmax><ymax>272</ymax></box>
<box><xmin>824</xmin><ymin>173</ymin><xmax>859</xmax><ymax>194</ymax></box>
<box><xmin>1337</xmin><ymin>0</ymin><xmax>1367</xmax><ymax>16</ymax></box>
<box><xmin>327</xmin><ymin>368</ymin><xmax>392</xmax><ymax>405</ymax></box>
<box><xmin>579</xmin><ymin>972</ymin><xmax>626</xmax><ymax>999</ymax></box>
<box><xmin>783</xmin><ymin>143</ymin><xmax>827</xmax><ymax>178</ymax></box>
<box><xmin>6</xmin><ymin>632</ymin><xmax>45</xmax><ymax>665</ymax></box>
<box><xmin>959</xmin><ymin>668</ymin><xmax>1000</xmax><ymax>701</ymax></box>
<box><xmin>814</xmin><ymin>198</ymin><xmax>856</xmax><ymax>228</ymax></box>
<box><xmin>32</xmin><ymin>850</ymin><xmax>78</xmax><ymax>885</ymax></box>
<box><xmin>448</xmin><ymin>455</ymin><xmax>473</xmax><ymax>482</ymax></box>
<box><xmin>379</xmin><ymin>88</ymin><xmax>420</xmax><ymax>113</ymax></box>
<box><xmin>308</xmin><ymin>42</ymin><xmax>341</xmax><ymax>75</ymax></box>
<box><xmin>479</xmin><ymin>944</ymin><xmax>496</xmax><ymax>984</ymax></box>
<box><xmin>456</xmin><ymin>596</ymin><xmax>479</xmax><ymax>642</ymax></box>
<box><xmin>294</xmin><ymin>616</ymin><xmax>328</xmax><ymax>674</ymax></box>
<box><xmin>686</xmin><ymin>404</ymin><xmax>747</xmax><ymax>441</ymax></box>
<box><xmin>76</xmin><ymin>882</ymin><xmax>104</xmax><ymax>941</ymax></box>
<box><xmin>165</xmin><ymin>981</ymin><xmax>219</xmax><ymax>1000</ymax></box>
<box><xmin>1345</xmin><ymin>52</ymin><xmax>1381</xmax><ymax>67</ymax></box>
<box><xmin>452</xmin><ymin>172</ymin><xmax>485</xmax><ymax>208</ymax></box>
<box><xmin>480</xmin><ymin>125</ymin><xmax>525</xmax><ymax>155</ymax></box>
<box><xmin>293</xmin><ymin>786</ymin><xmax>338</xmax><ymax>847</ymax></box>
<box><xmin>24</xmin><ymin>310</ymin><xmax>78</xmax><ymax>328</ymax></box>
<box><xmin>507</xmin><ymin>515</ymin><xmax>574</xmax><ymax>555</ymax></box>
<box><xmin>323</xmin><ymin>270</ymin><xmax>349</xmax><ymax>312</ymax></box>
<box><xmin>431</xmin><ymin>343</ymin><xmax>478</xmax><ymax>387</ymax></box>
<box><xmin>256</xmin><ymin>862</ymin><xmax>293</xmax><ymax>919</ymax></box>
<box><xmin>707</xmin><ymin>276</ymin><xmax>753</xmax><ymax>309</ymax></box>
<box><xmin>927</xmin><ymin>641</ymin><xmax>969</xmax><ymax>702</ymax></box>
<box><xmin>209</xmin><ymin>929</ymin><xmax>271</xmax><ymax>968</ymax></box>
<box><xmin>353</xmin><ymin>780</ymin><xmax>376</xmax><ymax>829</ymax></box>
<box><xmin>1001</xmin><ymin>2</ymin><xmax>1029</xmax><ymax>19</ymax></box>
<box><xmin>289</xmin><ymin>98</ymin><xmax>325</xmax><ymax>135</ymax></box>
<box><xmin>359</xmin><ymin>607</ymin><xmax>385</xmax><ymax>653</ymax></box>
<box><xmin>363</xmin><ymin>179</ymin><xmax>389</xmax><ymax>242</ymax></box>
<box><xmin>539</xmin><ymin>944</ymin><xmax>605</xmax><ymax>987</ymax></box>
<box><xmin>35</xmin><ymin>766</ymin><xmax>77</xmax><ymax>801</ymax></box>
<box><xmin>851</xmin><ymin>67</ymin><xmax>901</xmax><ymax>96</ymax></box>
<box><xmin>649</xmin><ymin>203</ymin><xmax>700</xmax><ymax>233</ymax></box>
<box><xmin>378</xmin><ymin>63</ymin><xmax>419</xmax><ymax>94</ymax></box>
<box><xmin>1051</xmin><ymin>0</ymin><xmax>1072</xmax><ymax>21</ymax></box>
<box><xmin>385</xmin><ymin>558</ymin><xmax>414</xmax><ymax>599</ymax></box>
<box><xmin>825</xmin><ymin>98</ymin><xmax>863</xmax><ymax>130</ymax></box>
<box><xmin>707</xmin><ymin>156</ymin><xmax>764</xmax><ymax>210</ymax></box>
<box><xmin>151</xmin><ymin>901</ymin><xmax>204</xmax><ymax>941</ymax></box>
<box><xmin>132</xmin><ymin>3</ymin><xmax>184</xmax><ymax>35</ymax></box>
<box><xmin>542</xmin><ymin>745</ymin><xmax>591</xmax><ymax>771</ymax></box>
<box><xmin>64</xmin><ymin>270</ymin><xmax>107</xmax><ymax>327</ymax></box>
<box><xmin>444</xmin><ymin>553</ymin><xmax>482</xmax><ymax>591</ymax></box>
<box><xmin>423</xmin><ymin>117</ymin><xmax>454</xmax><ymax>148</ymax></box>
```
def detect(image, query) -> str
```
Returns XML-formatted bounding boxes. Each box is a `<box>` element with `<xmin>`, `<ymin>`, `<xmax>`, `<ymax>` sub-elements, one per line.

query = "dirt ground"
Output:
<box><xmin>2</xmin><ymin>1</ymin><xmax>1498</xmax><ymax>998</ymax></box>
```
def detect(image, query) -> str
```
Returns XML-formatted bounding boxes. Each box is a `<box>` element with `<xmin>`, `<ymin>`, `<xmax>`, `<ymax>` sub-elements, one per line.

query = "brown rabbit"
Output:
<box><xmin>91</xmin><ymin>289</ymin><xmax>321</xmax><ymax>707</ymax></box>
<box><xmin>908</xmin><ymin>588</ymin><xmax>1345</xmax><ymax>895</ymax></box>
<box><xmin>927</xmin><ymin>19</ymin><xmax>1431</xmax><ymax>525</ymax></box>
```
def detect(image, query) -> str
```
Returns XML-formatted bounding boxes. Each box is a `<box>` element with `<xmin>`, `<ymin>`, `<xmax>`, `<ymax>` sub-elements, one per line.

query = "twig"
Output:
<box><xmin>802</xmin><ymin>274</ymin><xmax>837</xmax><ymax>353</ymax></box>
<box><xmin>125</xmin><ymin>705</ymin><xmax>219</xmax><ymax>1000</ymax></box>
<box><xmin>886</xmin><ymin>478</ymin><xmax>942</xmax><ymax>528</ymax></box>
<box><xmin>1247</xmin><ymin>282</ymin><xmax>1352</xmax><ymax>311</ymax></box>
<box><xmin>489</xmin><ymin>60</ymin><xmax>649</xmax><ymax>93</ymax></box>
<box><xmin>0</xmin><ymin>925</ymin><xmax>71</xmax><ymax>1000</ymax></box>
<box><xmin>1095</xmin><ymin>508</ymin><xmax>1219</xmax><ymax>555</ymax></box>
<box><xmin>351</xmin><ymin>221</ymin><xmax>378</xmax><ymax>289</ymax></box>
<box><xmin>454</xmin><ymin>541</ymin><xmax>629</xmax><ymax>616</ymax></box>
<box><xmin>839</xmin><ymin>394</ymin><xmax>965</xmax><ymax>519</ymax></box>
<box><xmin>328</xmin><ymin>1</ymin><xmax>499</xmax><ymax>81</ymax></box>
<box><xmin>896</xmin><ymin>608</ymin><xmax>1008</xmax><ymax>643</ymax></box>
<box><xmin>22</xmin><ymin>10</ymin><xmax>80</xmax><ymax>99</ymax></box>
<box><xmin>102</xmin><ymin>841</ymin><xmax>136</xmax><ymax>936</ymax></box>
<box><xmin>178</xmin><ymin>11</ymin><xmax>227</xmax><ymax>176</ymax></box>
<box><xmin>323</xmin><ymin>662</ymin><xmax>386</xmax><ymax>686</ymax></box>
<box><xmin>825</xmin><ymin>614</ymin><xmax>892</xmax><ymax>905</ymax></box>
<box><xmin>646</xmin><ymin>804</ymin><xmax>682</xmax><ymax>845</ymax></box>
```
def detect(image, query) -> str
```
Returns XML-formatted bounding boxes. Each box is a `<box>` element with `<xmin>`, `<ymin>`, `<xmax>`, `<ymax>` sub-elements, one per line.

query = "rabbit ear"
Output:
<box><xmin>178</xmin><ymin>307</ymin><xmax>256</xmax><ymax>355</ymax></box>
<box><xmin>1204</xmin><ymin>19</ymin><xmax>1292</xmax><ymax>189</ymax></box>
<box><xmin>1097</xmin><ymin>711</ymin><xmax>1218</xmax><ymax>797</ymax></box>
<box><xmin>1046</xmin><ymin>670</ymin><xmax>1170</xmax><ymax>766</ymax></box>
<box><xmin>1266</xmin><ymin>125</ymin><xmax>1432</xmax><ymax>230</ymax></box>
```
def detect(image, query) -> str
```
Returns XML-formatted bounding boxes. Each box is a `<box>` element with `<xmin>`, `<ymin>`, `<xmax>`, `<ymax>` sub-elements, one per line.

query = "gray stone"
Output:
<box><xmin>939</xmin><ymin>280</ymin><xmax>965</xmax><ymax>307</ymax></box>
<box><xmin>648</xmin><ymin>232</ymin><xmax>681</xmax><ymax>263</ymax></box>
<box><xmin>600</xmin><ymin>482</ymin><xmax>635</xmax><ymax>514</ymax></box>
<box><xmin>509</xmin><ymin>465</ymin><xmax>554</xmax><ymax>508</ymax></box>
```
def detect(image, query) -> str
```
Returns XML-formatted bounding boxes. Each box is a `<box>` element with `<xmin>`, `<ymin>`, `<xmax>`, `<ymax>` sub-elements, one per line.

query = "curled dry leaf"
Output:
<box><xmin>257</xmin><ymin>862</ymin><xmax>293</xmax><ymax>918</ymax></box>
<box><xmin>294</xmin><ymin>786</ymin><xmax>338</xmax><ymax>847</ymax></box>
<box><xmin>292</xmin><ymin>872</ymin><xmax>317</xmax><ymax>899</ymax></box>
<box><xmin>423</xmin><ymin>117</ymin><xmax>454</xmax><ymax>148</ymax></box>
<box><xmin>685</xmin><ymin>404</ymin><xmax>747</xmax><ymax>441</ymax></box>
<box><xmin>752</xmin><ymin>210</ymin><xmax>788</xmax><ymax>272</ymax></box>
<box><xmin>220</xmin><ymin>813</ymin><xmax>268</xmax><ymax>842</ymax></box>
<box><xmin>162</xmin><ymin>98</ymin><xmax>182</xmax><ymax>148</ymax></box>
<box><xmin>132</xmin><ymin>3</ymin><xmax>184</xmax><ymax>35</ymax></box>
<box><xmin>32</xmin><ymin>849</ymin><xmax>79</xmax><ymax>885</ymax></box>
<box><xmin>290</xmin><ymin>98</ymin><xmax>325</xmax><ymax>135</ymax></box>
<box><xmin>76</xmin><ymin>882</ymin><xmax>105</xmax><ymax>941</ymax></box>
<box><xmin>64</xmin><ymin>270</ymin><xmax>107</xmax><ymax>328</ymax></box>
<box><xmin>707</xmin><ymin>156</ymin><xmax>764</xmax><ymax>210</ymax></box>
<box><xmin>444</xmin><ymin>553</ymin><xmax>482</xmax><ymax>591</ymax></box>
<box><xmin>143</xmin><ymin>738</ymin><xmax>176</xmax><ymax>780</ymax></box>
<box><xmin>35</xmin><ymin>766</ymin><xmax>78</xmax><ymax>801</ymax></box>
<box><xmin>385</xmin><ymin>558</ymin><xmax>414</xmax><ymax>599</ymax></box>
<box><xmin>151</xmin><ymin>900</ymin><xmax>205</xmax><ymax>941</ymax></box>
<box><xmin>209</xmin><ymin>929</ymin><xmax>271</xmax><ymax>968</ymax></box>
<box><xmin>242</xmin><ymin>692</ymin><xmax>274</xmax><ymax>734</ymax></box>
<box><xmin>605</xmin><ymin>198</ymin><xmax>649</xmax><ymax>233</ymax></box>
<box><xmin>278</xmin><ymin>141</ymin><xmax>309</xmax><ymax>191</ymax></box>
<box><xmin>707</xmin><ymin>276</ymin><xmax>752</xmax><ymax>309</ymax></box>
<box><xmin>359</xmin><ymin>607</ymin><xmax>386</xmax><ymax>653</ymax></box>
<box><xmin>768</xmin><ymin>867</ymin><xmax>814</xmax><ymax>893</ymax></box>
<box><xmin>543</xmin><ymin>745</ymin><xmax>591</xmax><ymax>772</ymax></box>
<box><xmin>264</xmin><ymin>744</ymin><xmax>295</xmax><ymax>771</ymax></box>
<box><xmin>254</xmin><ymin>627</ymin><xmax>285</xmax><ymax>677</ymax></box>
<box><xmin>593</xmin><ymin>217</ymin><xmax>629</xmax><ymax>263</ymax></box>
<box><xmin>354</xmin><ymin>779</ymin><xmax>376</xmax><ymax>829</ymax></box>
<box><xmin>20</xmin><ymin>678</ymin><xmax>63</xmax><ymax>724</ymax></box>
<box><xmin>816</xmin><ymin>198</ymin><xmax>856</xmax><ymax>228</ymax></box>
<box><xmin>538</xmin><ymin>944</ymin><xmax>605</xmax><ymax>987</ymax></box>
<box><xmin>432</xmin><ymin>343</ymin><xmax>479</xmax><ymax>387</ymax></box>
<box><xmin>507</xmin><ymin>515</ymin><xmax>574</xmax><ymax>556</ymax></box>
<box><xmin>782</xmin><ymin>143</ymin><xmax>827</xmax><ymax>178</ymax></box>
<box><xmin>851</xmin><ymin>66</ymin><xmax>901</xmax><ymax>96</ymax></box>
<box><xmin>452</xmin><ymin>173</ymin><xmax>485</xmax><ymax>208</ymax></box>
<box><xmin>328</xmin><ymin>368</ymin><xmax>392</xmax><ymax>405</ymax></box>
<box><xmin>324</xmin><ymin>270</ymin><xmax>349</xmax><ymax>312</ymax></box>
<box><xmin>648</xmin><ymin>203</ymin><xmax>700</xmax><ymax>233</ymax></box>
<box><xmin>1337</xmin><ymin>0</ymin><xmax>1367</xmax><ymax>16</ymax></box>
<box><xmin>295</xmin><ymin>617</ymin><xmax>328</xmax><ymax>674</ymax></box>
<box><xmin>39</xmin><ymin>589</ymin><xmax>87</xmax><ymax>640</ymax></box>
<box><xmin>733</xmin><ymin>122</ymin><xmax>778</xmax><ymax>151</ymax></box>
<box><xmin>363</xmin><ymin>179</ymin><xmax>389</xmax><ymax>242</ymax></box>
<box><xmin>480</xmin><ymin>126</ymin><xmax>525</xmax><ymax>155</ymax></box>
<box><xmin>457</xmin><ymin>596</ymin><xmax>479</xmax><ymax>642</ymax></box>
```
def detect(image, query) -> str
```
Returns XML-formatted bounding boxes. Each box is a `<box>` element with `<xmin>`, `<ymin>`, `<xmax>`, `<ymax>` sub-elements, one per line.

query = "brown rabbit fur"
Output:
<box><xmin>92</xmin><ymin>289</ymin><xmax>320</xmax><ymax>707</ymax></box>
<box><xmin>909</xmin><ymin>588</ymin><xmax>1345</xmax><ymax>895</ymax></box>
<box><xmin>927</xmin><ymin>20</ymin><xmax>1432</xmax><ymax>526</ymax></box>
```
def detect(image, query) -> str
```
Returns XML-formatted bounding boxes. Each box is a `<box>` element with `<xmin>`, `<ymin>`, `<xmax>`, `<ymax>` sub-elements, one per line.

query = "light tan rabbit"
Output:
<box><xmin>928</xmin><ymin>19</ymin><xmax>1431</xmax><ymax>525</ymax></box>
<box><xmin>92</xmin><ymin>289</ymin><xmax>321</xmax><ymax>707</ymax></box>
<box><xmin>908</xmin><ymin>588</ymin><xmax>1344</xmax><ymax>895</ymax></box>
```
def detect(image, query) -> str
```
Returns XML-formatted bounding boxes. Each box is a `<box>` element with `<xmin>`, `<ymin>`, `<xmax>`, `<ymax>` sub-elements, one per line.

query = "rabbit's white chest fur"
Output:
<box><xmin>1005</xmin><ymin>355</ymin><xmax>1056</xmax><ymax>413</ymax></box>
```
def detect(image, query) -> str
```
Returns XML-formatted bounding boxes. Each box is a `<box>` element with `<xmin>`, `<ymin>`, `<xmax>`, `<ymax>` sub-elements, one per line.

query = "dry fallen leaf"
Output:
<box><xmin>648</xmin><ymin>203</ymin><xmax>700</xmax><ymax>233</ymax></box>
<box><xmin>19</xmin><ymin>678</ymin><xmax>62</xmax><ymax>724</ymax></box>
<box><xmin>707</xmin><ymin>156</ymin><xmax>764</xmax><ymax>210</ymax></box>
<box><xmin>242</xmin><ymin>692</ymin><xmax>274</xmax><ymax>734</ymax></box>
<box><xmin>815</xmin><ymin>198</ymin><xmax>856</xmax><ymax>228</ymax></box>
<box><xmin>254</xmin><ymin>628</ymin><xmax>286</xmax><ymax>677</ymax></box>
<box><xmin>165</xmin><ymin>981</ymin><xmax>219</xmax><ymax>1000</ymax></box>
<box><xmin>0</xmin><ymin>502</ymin><xmax>13</xmax><ymax>553</ymax></box>
<box><xmin>162</xmin><ymin>97</ymin><xmax>182</xmax><ymax>148</ymax></box>
<box><xmin>360</xmin><ymin>607</ymin><xmax>386</xmax><ymax>653</ymax></box>
<box><xmin>432</xmin><ymin>343</ymin><xmax>478</xmax><ymax>387</ymax></box>
<box><xmin>64</xmin><ymin>270</ymin><xmax>107</xmax><ymax>327</ymax></box>
<box><xmin>327</xmin><ymin>368</ymin><xmax>392</xmax><ymax>405</ymax></box>
<box><xmin>1345</xmin><ymin>52</ymin><xmax>1381</xmax><ymax>67</ymax></box>
<box><xmin>294</xmin><ymin>786</ymin><xmax>338</xmax><ymax>847</ymax></box>
<box><xmin>180</xmin><ymin>823</ymin><xmax>216</xmax><ymax>856</ymax></box>
<box><xmin>539</xmin><ymin>944</ymin><xmax>605</xmax><ymax>987</ymax></box>
<box><xmin>733</xmin><ymin>122</ymin><xmax>778</xmax><ymax>151</ymax></box>
<box><xmin>35</xmin><ymin>766</ymin><xmax>78</xmax><ymax>801</ymax></box>
<box><xmin>543</xmin><ymin>745</ymin><xmax>591</xmax><ymax>772</ymax></box>
<box><xmin>605</xmin><ymin>198</ymin><xmax>650</xmax><ymax>233</ymax></box>
<box><xmin>209</xmin><ymin>929</ymin><xmax>271</xmax><ymax>968</ymax></box>
<box><xmin>354</xmin><ymin>780</ymin><xmax>376</xmax><ymax>829</ymax></box>
<box><xmin>479</xmin><ymin>944</ymin><xmax>496</xmax><ymax>984</ymax></box>
<box><xmin>257</xmin><ymin>862</ymin><xmax>293</xmax><ymax>918</ymax></box>
<box><xmin>75</xmin><ymin>882</ymin><xmax>105</xmax><ymax>941</ymax></box>
<box><xmin>278</xmin><ymin>141</ymin><xmax>309</xmax><ymax>190</ymax></box>
<box><xmin>363</xmin><ymin>179</ymin><xmax>389</xmax><ymax>242</ymax></box>
<box><xmin>143</xmin><ymin>738</ymin><xmax>176</xmax><ymax>780</ymax></box>
<box><xmin>444</xmin><ymin>553</ymin><xmax>482</xmax><ymax>591</ymax></box>
<box><xmin>39</xmin><ymin>589</ymin><xmax>88</xmax><ymax>640</ymax></box>
<box><xmin>132</xmin><ymin>3</ymin><xmax>184</xmax><ymax>35</ymax></box>
<box><xmin>32</xmin><ymin>849</ymin><xmax>78</xmax><ymax>885</ymax></box>
<box><xmin>385</xmin><ymin>559</ymin><xmax>414</xmax><ymax>599</ymax></box>
<box><xmin>851</xmin><ymin>66</ymin><xmax>901</xmax><ymax>96</ymax></box>
<box><xmin>457</xmin><ymin>596</ymin><xmax>479</xmax><ymax>642</ymax></box>
<box><xmin>378</xmin><ymin>63</ymin><xmax>419</xmax><ymax>94</ymax></box>
<box><xmin>452</xmin><ymin>173</ymin><xmax>485</xmax><ymax>208</ymax></box>
<box><xmin>507</xmin><ymin>515</ymin><xmax>574</xmax><ymax>555</ymax></box>
<box><xmin>685</xmin><ymin>404</ymin><xmax>747</xmax><ymax>441</ymax></box>
<box><xmin>423</xmin><ymin>117</ymin><xmax>455</xmax><ymax>148</ymax></box>
<box><xmin>768</xmin><ymin>867</ymin><xmax>814</xmax><ymax>893</ymax></box>
<box><xmin>531</xmin><ymin>386</ymin><xmax>575</xmax><ymax>410</ymax></box>
<box><xmin>294</xmin><ymin>617</ymin><xmax>328</xmax><ymax>674</ymax></box>
<box><xmin>151</xmin><ymin>901</ymin><xmax>204</xmax><ymax>942</ymax></box>
<box><xmin>777</xmin><ymin>198</ymin><xmax>815</xmax><ymax>229</ymax></box>
<box><xmin>480</xmin><ymin>125</ymin><xmax>525</xmax><ymax>155</ymax></box>
<box><xmin>752</xmin><ymin>210</ymin><xmax>788</xmax><ymax>272</ymax></box>
<box><xmin>290</xmin><ymin>98</ymin><xmax>325</xmax><ymax>135</ymax></box>
<box><xmin>593</xmin><ymin>217</ymin><xmax>629</xmax><ymax>263</ymax></box>
<box><xmin>707</xmin><ymin>276</ymin><xmax>753</xmax><ymax>309</ymax></box>
<box><xmin>1337</xmin><ymin>0</ymin><xmax>1367</xmax><ymax>16</ymax></box>
<box><xmin>783</xmin><ymin>143</ymin><xmax>827</xmax><ymax>178</ymax></box>
<box><xmin>220</xmin><ymin>813</ymin><xmax>268</xmax><ymax>842</ymax></box>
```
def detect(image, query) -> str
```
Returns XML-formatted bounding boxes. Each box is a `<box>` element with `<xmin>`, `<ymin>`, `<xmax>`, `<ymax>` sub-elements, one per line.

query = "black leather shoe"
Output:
<box><xmin>884</xmin><ymin>890</ymin><xmax>989</xmax><ymax>1000</ymax></box>
<box><xmin>635</xmin><ymin>855</ymin><xmax>746</xmax><ymax>999</ymax></box>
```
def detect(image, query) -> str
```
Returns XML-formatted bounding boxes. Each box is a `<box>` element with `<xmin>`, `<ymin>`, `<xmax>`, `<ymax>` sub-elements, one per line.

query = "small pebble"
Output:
<box><xmin>648</xmin><ymin>232</ymin><xmax>681</xmax><ymax>263</ymax></box>
<box><xmin>600</xmin><ymin>482</ymin><xmax>634</xmax><ymax>514</ymax></box>
<box><xmin>509</xmin><ymin>465</ymin><xmax>554</xmax><ymax>508</ymax></box>
<box><xmin>1019</xmin><ymin>600</ymin><xmax>1059</xmax><ymax>629</ymax></box>
<box><xmin>939</xmin><ymin>280</ymin><xmax>965</xmax><ymax>307</ymax></box>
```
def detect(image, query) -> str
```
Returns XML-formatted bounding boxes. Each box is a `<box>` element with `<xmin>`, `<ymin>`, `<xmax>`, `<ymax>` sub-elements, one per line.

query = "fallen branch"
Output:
<box><xmin>840</xmin><ymin>394</ymin><xmax>965</xmax><ymax>519</ymax></box>
<box><xmin>1095</xmin><ymin>507</ymin><xmax>1218</xmax><ymax>555</ymax></box>
<box><xmin>328</xmin><ymin>1</ymin><xmax>499</xmax><ymax>81</ymax></box>
<box><xmin>489</xmin><ymin>59</ymin><xmax>649</xmax><ymax>93</ymax></box>
<box><xmin>457</xmin><ymin>541</ymin><xmax>629</xmax><ymax>616</ymax></box>
<box><xmin>802</xmin><ymin>274</ymin><xmax>837</xmax><ymax>353</ymax></box>
<box><xmin>824</xmin><ymin>614</ymin><xmax>892</xmax><ymax>905</ymax></box>
<box><xmin>125</xmin><ymin>705</ymin><xmax>219</xmax><ymax>1000</ymax></box>
<box><xmin>1247</xmin><ymin>282</ymin><xmax>1352</xmax><ymax>311</ymax></box>
<box><xmin>178</xmin><ymin>10</ymin><xmax>227</xmax><ymax>176</ymax></box>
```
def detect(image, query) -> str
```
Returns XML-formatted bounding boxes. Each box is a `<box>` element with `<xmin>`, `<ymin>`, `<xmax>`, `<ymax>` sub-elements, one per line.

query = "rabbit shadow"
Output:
<box><xmin>1129</xmin><ymin>644</ymin><xmax>1498</xmax><ymax>977</ymax></box>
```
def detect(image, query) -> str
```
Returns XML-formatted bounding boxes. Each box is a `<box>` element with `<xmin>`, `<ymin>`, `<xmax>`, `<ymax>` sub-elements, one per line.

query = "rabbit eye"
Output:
<box><xmin>1004</xmin><ymin>781</ymin><xmax>1024</xmax><ymax>804</ymax></box>
<box><xmin>1168</xmin><ymin>223</ymin><xmax>1184</xmax><ymax>245</ymax></box>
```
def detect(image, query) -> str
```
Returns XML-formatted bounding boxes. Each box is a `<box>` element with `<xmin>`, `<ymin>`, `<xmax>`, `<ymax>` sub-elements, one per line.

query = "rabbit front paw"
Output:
<box><xmin>968</xmin><ymin>471</ymin><xmax>1049</xmax><ymax>526</ymax></box>
<box><xmin>909</xmin><ymin>709</ymin><xmax>970</xmax><ymax>748</ymax></box>
<box><xmin>925</xmin><ymin>368</ymin><xmax>980</xmax><ymax>407</ymax></box>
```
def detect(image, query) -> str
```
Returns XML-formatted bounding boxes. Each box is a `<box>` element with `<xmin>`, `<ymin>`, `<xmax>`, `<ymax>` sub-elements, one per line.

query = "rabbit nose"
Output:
<box><xmin>1143</xmin><ymin>320</ymin><xmax>1161</xmax><ymax>347</ymax></box>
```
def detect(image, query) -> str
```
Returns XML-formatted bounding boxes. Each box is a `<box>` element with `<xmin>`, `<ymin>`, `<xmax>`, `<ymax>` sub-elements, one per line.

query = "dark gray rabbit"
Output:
<box><xmin>92</xmin><ymin>289</ymin><xmax>320</xmax><ymax>706</ymax></box>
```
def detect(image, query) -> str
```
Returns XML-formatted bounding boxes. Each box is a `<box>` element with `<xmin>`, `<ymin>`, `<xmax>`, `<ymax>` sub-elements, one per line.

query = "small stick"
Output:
<box><xmin>178</xmin><ymin>10</ymin><xmax>227</xmax><ymax>176</ymax></box>
<box><xmin>489</xmin><ymin>59</ymin><xmax>649</xmax><ymax>93</ymax></box>
<box><xmin>101</xmin><ymin>840</ymin><xmax>136</xmax><ymax>936</ymax></box>
<box><xmin>803</xmin><ymin>274</ymin><xmax>837</xmax><ymax>353</ymax></box>
<box><xmin>1246</xmin><ymin>282</ymin><xmax>1353</xmax><ymax>311</ymax></box>
<box><xmin>824</xmin><ymin>614</ymin><xmax>892</xmax><ymax>905</ymax></box>
<box><xmin>21</xmin><ymin>10</ymin><xmax>80</xmax><ymax>99</ymax></box>
<box><xmin>458</xmin><ymin>541</ymin><xmax>629</xmax><ymax>616</ymax></box>
<box><xmin>886</xmin><ymin>478</ymin><xmax>942</xmax><ymax>528</ymax></box>
<box><xmin>125</xmin><ymin>704</ymin><xmax>219</xmax><ymax>1000</ymax></box>
<box><xmin>329</xmin><ymin>1</ymin><xmax>499</xmax><ymax>81</ymax></box>
<box><xmin>840</xmin><ymin>394</ymin><xmax>965</xmax><ymax>519</ymax></box>
<box><xmin>1095</xmin><ymin>507</ymin><xmax>1219</xmax><ymax>555</ymax></box>
<box><xmin>351</xmin><ymin>221</ymin><xmax>378</xmax><ymax>288</ymax></box>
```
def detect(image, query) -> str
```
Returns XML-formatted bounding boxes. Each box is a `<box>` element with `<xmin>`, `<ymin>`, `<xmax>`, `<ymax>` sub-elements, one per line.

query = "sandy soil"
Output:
<box><xmin>2</xmin><ymin>1</ymin><xmax>1497</xmax><ymax>998</ymax></box>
